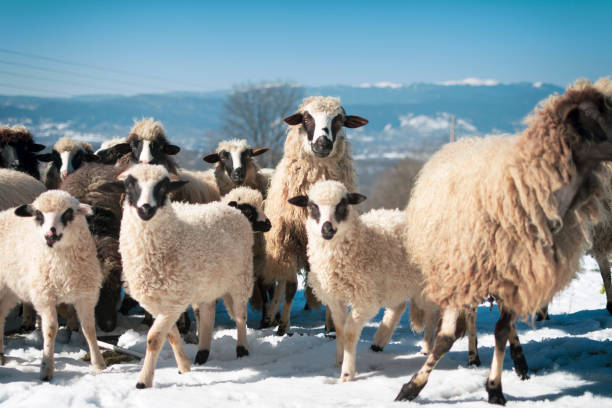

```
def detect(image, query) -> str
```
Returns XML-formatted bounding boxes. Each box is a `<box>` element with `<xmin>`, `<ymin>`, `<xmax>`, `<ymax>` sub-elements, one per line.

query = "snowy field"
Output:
<box><xmin>1</xmin><ymin>257</ymin><xmax>611</xmax><ymax>408</ymax></box>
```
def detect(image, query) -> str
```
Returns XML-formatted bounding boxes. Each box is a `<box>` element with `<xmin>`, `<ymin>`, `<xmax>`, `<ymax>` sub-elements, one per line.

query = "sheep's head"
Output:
<box><xmin>284</xmin><ymin>96</ymin><xmax>368</xmax><ymax>158</ymax></box>
<box><xmin>38</xmin><ymin>138</ymin><xmax>99</xmax><ymax>179</ymax></box>
<box><xmin>127</xmin><ymin>118</ymin><xmax>180</xmax><ymax>166</ymax></box>
<box><xmin>0</xmin><ymin>126</ymin><xmax>46</xmax><ymax>178</ymax></box>
<box><xmin>222</xmin><ymin>186</ymin><xmax>271</xmax><ymax>232</ymax></box>
<box><xmin>203</xmin><ymin>139</ymin><xmax>269</xmax><ymax>185</ymax></box>
<box><xmin>14</xmin><ymin>190</ymin><xmax>92</xmax><ymax>248</ymax></box>
<box><xmin>113</xmin><ymin>164</ymin><xmax>187</xmax><ymax>221</ymax></box>
<box><xmin>94</xmin><ymin>138</ymin><xmax>132</xmax><ymax>165</ymax></box>
<box><xmin>288</xmin><ymin>180</ymin><xmax>365</xmax><ymax>240</ymax></box>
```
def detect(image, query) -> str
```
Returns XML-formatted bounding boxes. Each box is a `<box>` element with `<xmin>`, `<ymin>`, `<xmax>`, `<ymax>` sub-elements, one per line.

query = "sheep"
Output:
<box><xmin>0</xmin><ymin>125</ymin><xmax>46</xmax><ymax>180</ymax></box>
<box><xmin>220</xmin><ymin>187</ymin><xmax>272</xmax><ymax>325</ymax></box>
<box><xmin>94</xmin><ymin>137</ymin><xmax>131</xmax><ymax>165</ymax></box>
<box><xmin>264</xmin><ymin>96</ymin><xmax>368</xmax><ymax>335</ymax></box>
<box><xmin>0</xmin><ymin>168</ymin><xmax>46</xmax><ymax>211</ymax></box>
<box><xmin>38</xmin><ymin>137</ymin><xmax>100</xmax><ymax>189</ymax></box>
<box><xmin>0</xmin><ymin>190</ymin><xmax>106</xmax><ymax>379</ymax></box>
<box><xmin>395</xmin><ymin>78</ymin><xmax>612</xmax><ymax>405</ymax></box>
<box><xmin>203</xmin><ymin>139</ymin><xmax>271</xmax><ymax>197</ymax></box>
<box><xmin>115</xmin><ymin>164</ymin><xmax>253</xmax><ymax>388</ymax></box>
<box><xmin>288</xmin><ymin>180</ymin><xmax>439</xmax><ymax>381</ymax></box>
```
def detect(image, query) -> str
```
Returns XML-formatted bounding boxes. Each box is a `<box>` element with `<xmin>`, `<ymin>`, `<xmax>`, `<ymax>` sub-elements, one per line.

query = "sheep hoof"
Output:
<box><xmin>194</xmin><ymin>349</ymin><xmax>209</xmax><ymax>365</ymax></box>
<box><xmin>136</xmin><ymin>382</ymin><xmax>147</xmax><ymax>389</ymax></box>
<box><xmin>259</xmin><ymin>317</ymin><xmax>273</xmax><ymax>329</ymax></box>
<box><xmin>607</xmin><ymin>302</ymin><xmax>612</xmax><ymax>315</ymax></box>
<box><xmin>0</xmin><ymin>353</ymin><xmax>5</xmax><ymax>365</ymax></box>
<box><xmin>486</xmin><ymin>382</ymin><xmax>506</xmax><ymax>405</ymax></box>
<box><xmin>395</xmin><ymin>380</ymin><xmax>425</xmax><ymax>401</ymax></box>
<box><xmin>236</xmin><ymin>346</ymin><xmax>249</xmax><ymax>358</ymax></box>
<box><xmin>276</xmin><ymin>324</ymin><xmax>288</xmax><ymax>336</ymax></box>
<box><xmin>468</xmin><ymin>355</ymin><xmax>482</xmax><ymax>367</ymax></box>
<box><xmin>370</xmin><ymin>344</ymin><xmax>383</xmax><ymax>353</ymax></box>
<box><xmin>40</xmin><ymin>375</ymin><xmax>51</xmax><ymax>382</ymax></box>
<box><xmin>340</xmin><ymin>372</ymin><xmax>354</xmax><ymax>382</ymax></box>
<box><xmin>535</xmin><ymin>312</ymin><xmax>549</xmax><ymax>321</ymax></box>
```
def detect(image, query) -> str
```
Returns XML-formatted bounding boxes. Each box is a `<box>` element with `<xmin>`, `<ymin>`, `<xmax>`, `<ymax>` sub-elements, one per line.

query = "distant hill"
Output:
<box><xmin>0</xmin><ymin>82</ymin><xmax>563</xmax><ymax>160</ymax></box>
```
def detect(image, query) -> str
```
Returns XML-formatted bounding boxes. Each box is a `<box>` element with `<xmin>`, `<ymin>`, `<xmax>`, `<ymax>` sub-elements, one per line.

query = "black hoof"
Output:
<box><xmin>136</xmin><ymin>382</ymin><xmax>146</xmax><ymax>389</ymax></box>
<box><xmin>304</xmin><ymin>303</ymin><xmax>311</xmax><ymax>311</ymax></box>
<box><xmin>236</xmin><ymin>346</ymin><xmax>249</xmax><ymax>358</ymax></box>
<box><xmin>41</xmin><ymin>375</ymin><xmax>51</xmax><ymax>382</ymax></box>
<box><xmin>535</xmin><ymin>312</ymin><xmax>549</xmax><ymax>321</ymax></box>
<box><xmin>0</xmin><ymin>352</ymin><xmax>5</xmax><ymax>366</ymax></box>
<box><xmin>513</xmin><ymin>359</ymin><xmax>529</xmax><ymax>380</ymax></box>
<box><xmin>607</xmin><ymin>302</ymin><xmax>612</xmax><ymax>315</ymax></box>
<box><xmin>395</xmin><ymin>380</ymin><xmax>425</xmax><ymax>401</ymax></box>
<box><xmin>468</xmin><ymin>355</ymin><xmax>482</xmax><ymax>367</ymax></box>
<box><xmin>486</xmin><ymin>382</ymin><xmax>507</xmax><ymax>405</ymax></box>
<box><xmin>259</xmin><ymin>317</ymin><xmax>273</xmax><ymax>329</ymax></box>
<box><xmin>370</xmin><ymin>344</ymin><xmax>383</xmax><ymax>352</ymax></box>
<box><xmin>194</xmin><ymin>349</ymin><xmax>210</xmax><ymax>365</ymax></box>
<box><xmin>276</xmin><ymin>324</ymin><xmax>288</xmax><ymax>336</ymax></box>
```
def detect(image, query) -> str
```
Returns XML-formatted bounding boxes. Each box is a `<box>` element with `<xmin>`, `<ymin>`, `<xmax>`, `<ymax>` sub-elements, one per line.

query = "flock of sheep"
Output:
<box><xmin>0</xmin><ymin>78</ymin><xmax>611</xmax><ymax>405</ymax></box>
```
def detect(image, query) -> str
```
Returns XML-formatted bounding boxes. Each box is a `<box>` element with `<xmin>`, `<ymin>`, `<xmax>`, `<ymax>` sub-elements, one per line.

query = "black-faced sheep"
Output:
<box><xmin>395</xmin><ymin>79</ymin><xmax>612</xmax><ymax>405</ymax></box>
<box><xmin>0</xmin><ymin>125</ymin><xmax>46</xmax><ymax>180</ymax></box>
<box><xmin>264</xmin><ymin>96</ymin><xmax>368</xmax><ymax>335</ymax></box>
<box><xmin>203</xmin><ymin>139</ymin><xmax>271</xmax><ymax>197</ymax></box>
<box><xmin>38</xmin><ymin>137</ymin><xmax>100</xmax><ymax>189</ymax></box>
<box><xmin>0</xmin><ymin>190</ymin><xmax>106</xmax><ymax>379</ymax></box>
<box><xmin>94</xmin><ymin>138</ymin><xmax>131</xmax><ymax>165</ymax></box>
<box><xmin>116</xmin><ymin>164</ymin><xmax>253</xmax><ymax>388</ymax></box>
<box><xmin>288</xmin><ymin>180</ymin><xmax>439</xmax><ymax>382</ymax></box>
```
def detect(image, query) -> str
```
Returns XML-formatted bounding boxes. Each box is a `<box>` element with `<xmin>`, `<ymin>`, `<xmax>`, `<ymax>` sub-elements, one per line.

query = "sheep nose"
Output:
<box><xmin>61</xmin><ymin>169</ymin><xmax>68</xmax><ymax>178</ymax></box>
<box><xmin>312</xmin><ymin>137</ymin><xmax>333</xmax><ymax>157</ymax></box>
<box><xmin>140</xmin><ymin>159</ymin><xmax>150</xmax><ymax>164</ymax></box>
<box><xmin>321</xmin><ymin>221</ymin><xmax>336</xmax><ymax>240</ymax></box>
<box><xmin>231</xmin><ymin>168</ymin><xmax>245</xmax><ymax>183</ymax></box>
<box><xmin>50</xmin><ymin>227</ymin><xmax>57</xmax><ymax>234</ymax></box>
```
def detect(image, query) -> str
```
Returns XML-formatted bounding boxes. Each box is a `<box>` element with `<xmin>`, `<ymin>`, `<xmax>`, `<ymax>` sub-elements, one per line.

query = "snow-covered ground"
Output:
<box><xmin>1</xmin><ymin>258</ymin><xmax>611</xmax><ymax>407</ymax></box>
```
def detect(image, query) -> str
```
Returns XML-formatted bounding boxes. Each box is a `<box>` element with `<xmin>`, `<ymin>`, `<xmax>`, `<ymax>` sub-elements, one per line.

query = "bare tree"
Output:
<box><xmin>362</xmin><ymin>157</ymin><xmax>424</xmax><ymax>211</ymax></box>
<box><xmin>221</xmin><ymin>81</ymin><xmax>304</xmax><ymax>168</ymax></box>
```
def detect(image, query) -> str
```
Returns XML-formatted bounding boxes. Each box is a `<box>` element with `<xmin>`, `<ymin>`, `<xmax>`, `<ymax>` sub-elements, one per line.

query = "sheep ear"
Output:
<box><xmin>250</xmin><ymin>147</ymin><xmax>269</xmax><ymax>157</ymax></box>
<box><xmin>98</xmin><ymin>181</ymin><xmax>125</xmax><ymax>193</ymax></box>
<box><xmin>288</xmin><ymin>195</ymin><xmax>309</xmax><ymax>207</ymax></box>
<box><xmin>37</xmin><ymin>153</ymin><xmax>55</xmax><ymax>162</ymax></box>
<box><xmin>164</xmin><ymin>144</ymin><xmax>181</xmax><ymax>155</ymax></box>
<box><xmin>563</xmin><ymin>103</ymin><xmax>607</xmax><ymax>142</ymax></box>
<box><xmin>344</xmin><ymin>116</ymin><xmax>369</xmax><ymax>128</ymax></box>
<box><xmin>169</xmin><ymin>180</ymin><xmax>188</xmax><ymax>192</ymax></box>
<box><xmin>284</xmin><ymin>113</ymin><xmax>303</xmax><ymax>125</ymax></box>
<box><xmin>15</xmin><ymin>204</ymin><xmax>34</xmax><ymax>217</ymax></box>
<box><xmin>203</xmin><ymin>153</ymin><xmax>220</xmax><ymax>163</ymax></box>
<box><xmin>110</xmin><ymin>143</ymin><xmax>132</xmax><ymax>155</ymax></box>
<box><xmin>77</xmin><ymin>203</ymin><xmax>94</xmax><ymax>216</ymax></box>
<box><xmin>30</xmin><ymin>143</ymin><xmax>46</xmax><ymax>152</ymax></box>
<box><xmin>347</xmin><ymin>193</ymin><xmax>367</xmax><ymax>205</ymax></box>
<box><xmin>228</xmin><ymin>201</ymin><xmax>238</xmax><ymax>208</ymax></box>
<box><xmin>83</xmin><ymin>153</ymin><xmax>101</xmax><ymax>162</ymax></box>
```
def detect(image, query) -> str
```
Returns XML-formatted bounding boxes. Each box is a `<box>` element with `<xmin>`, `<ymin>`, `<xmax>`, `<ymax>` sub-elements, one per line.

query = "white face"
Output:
<box><xmin>60</xmin><ymin>151</ymin><xmax>73</xmax><ymax>178</ymax></box>
<box><xmin>139</xmin><ymin>140</ymin><xmax>153</xmax><ymax>163</ymax></box>
<box><xmin>1</xmin><ymin>144</ymin><xmax>18</xmax><ymax>168</ymax></box>
<box><xmin>136</xmin><ymin>180</ymin><xmax>158</xmax><ymax>208</ymax></box>
<box><xmin>301</xmin><ymin>110</ymin><xmax>343</xmax><ymax>158</ymax></box>
<box><xmin>230</xmin><ymin>149</ymin><xmax>243</xmax><ymax>173</ymax></box>
<box><xmin>305</xmin><ymin>199</ymin><xmax>351</xmax><ymax>241</ymax></box>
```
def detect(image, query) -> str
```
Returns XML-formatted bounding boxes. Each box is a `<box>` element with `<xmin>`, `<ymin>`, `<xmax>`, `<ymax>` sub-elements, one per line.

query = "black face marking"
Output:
<box><xmin>13</xmin><ymin>140</ymin><xmax>43</xmax><ymax>179</ymax></box>
<box><xmin>35</xmin><ymin>210</ymin><xmax>44</xmax><ymax>226</ymax></box>
<box><xmin>335</xmin><ymin>198</ymin><xmax>349</xmax><ymax>222</ymax></box>
<box><xmin>152</xmin><ymin>177</ymin><xmax>171</xmax><ymax>207</ymax></box>
<box><xmin>124</xmin><ymin>175</ymin><xmax>141</xmax><ymax>207</ymax></box>
<box><xmin>331</xmin><ymin>114</ymin><xmax>343</xmax><ymax>142</ymax></box>
<box><xmin>71</xmin><ymin>150</ymin><xmax>84</xmax><ymax>171</ymax></box>
<box><xmin>308</xmin><ymin>202</ymin><xmax>320</xmax><ymax>222</ymax></box>
<box><xmin>303</xmin><ymin>111</ymin><xmax>315</xmax><ymax>141</ymax></box>
<box><xmin>61</xmin><ymin>208</ymin><xmax>74</xmax><ymax>226</ymax></box>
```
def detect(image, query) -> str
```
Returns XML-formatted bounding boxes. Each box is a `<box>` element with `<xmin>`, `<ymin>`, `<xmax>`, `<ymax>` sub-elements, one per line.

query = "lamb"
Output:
<box><xmin>220</xmin><ymin>187</ymin><xmax>272</xmax><ymax>325</ymax></box>
<box><xmin>288</xmin><ymin>180</ymin><xmax>439</xmax><ymax>382</ymax></box>
<box><xmin>395</xmin><ymin>78</ymin><xmax>612</xmax><ymax>405</ymax></box>
<box><xmin>264</xmin><ymin>96</ymin><xmax>368</xmax><ymax>335</ymax></box>
<box><xmin>94</xmin><ymin>138</ymin><xmax>131</xmax><ymax>164</ymax></box>
<box><xmin>203</xmin><ymin>139</ymin><xmax>271</xmax><ymax>197</ymax></box>
<box><xmin>0</xmin><ymin>190</ymin><xmax>106</xmax><ymax>379</ymax></box>
<box><xmin>116</xmin><ymin>164</ymin><xmax>253</xmax><ymax>388</ymax></box>
<box><xmin>0</xmin><ymin>125</ymin><xmax>46</xmax><ymax>180</ymax></box>
<box><xmin>38</xmin><ymin>137</ymin><xmax>100</xmax><ymax>189</ymax></box>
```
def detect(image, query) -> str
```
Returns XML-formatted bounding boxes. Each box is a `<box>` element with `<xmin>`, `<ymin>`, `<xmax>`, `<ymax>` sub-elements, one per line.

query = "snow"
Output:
<box><xmin>1</xmin><ymin>258</ymin><xmax>611</xmax><ymax>407</ymax></box>
<box><xmin>439</xmin><ymin>78</ymin><xmax>500</xmax><ymax>86</ymax></box>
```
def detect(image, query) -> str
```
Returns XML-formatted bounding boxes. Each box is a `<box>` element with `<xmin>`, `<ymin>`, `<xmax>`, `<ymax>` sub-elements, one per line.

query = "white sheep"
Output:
<box><xmin>264</xmin><ymin>96</ymin><xmax>368</xmax><ymax>335</ymax></box>
<box><xmin>288</xmin><ymin>180</ymin><xmax>439</xmax><ymax>382</ymax></box>
<box><xmin>116</xmin><ymin>164</ymin><xmax>253</xmax><ymax>388</ymax></box>
<box><xmin>203</xmin><ymin>139</ymin><xmax>271</xmax><ymax>197</ymax></box>
<box><xmin>0</xmin><ymin>190</ymin><xmax>106</xmax><ymax>380</ymax></box>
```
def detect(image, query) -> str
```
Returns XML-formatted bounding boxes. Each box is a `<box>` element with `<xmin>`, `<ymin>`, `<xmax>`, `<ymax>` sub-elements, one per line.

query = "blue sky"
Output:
<box><xmin>0</xmin><ymin>1</ymin><xmax>610</xmax><ymax>96</ymax></box>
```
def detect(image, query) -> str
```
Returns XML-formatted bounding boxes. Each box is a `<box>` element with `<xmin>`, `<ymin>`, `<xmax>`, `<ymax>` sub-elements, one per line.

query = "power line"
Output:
<box><xmin>0</xmin><ymin>47</ymin><xmax>206</xmax><ymax>90</ymax></box>
<box><xmin>0</xmin><ymin>82</ymin><xmax>71</xmax><ymax>97</ymax></box>
<box><xmin>0</xmin><ymin>59</ymin><xmax>173</xmax><ymax>93</ymax></box>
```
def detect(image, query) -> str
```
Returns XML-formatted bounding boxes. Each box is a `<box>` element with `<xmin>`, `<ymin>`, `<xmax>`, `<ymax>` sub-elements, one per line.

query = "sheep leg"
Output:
<box><xmin>167</xmin><ymin>324</ymin><xmax>191</xmax><ymax>374</ymax></box>
<box><xmin>73</xmin><ymin>298</ymin><xmax>106</xmax><ymax>372</ymax></box>
<box><xmin>466</xmin><ymin>307</ymin><xmax>481</xmax><ymax>366</ymax></box>
<box><xmin>228</xmin><ymin>294</ymin><xmax>249</xmax><ymax>358</ymax></box>
<box><xmin>20</xmin><ymin>303</ymin><xmax>37</xmax><ymax>332</ymax></box>
<box><xmin>372</xmin><ymin>302</ymin><xmax>406</xmax><ymax>352</ymax></box>
<box><xmin>326</xmin><ymin>300</ymin><xmax>348</xmax><ymax>365</ymax></box>
<box><xmin>422</xmin><ymin>307</ymin><xmax>440</xmax><ymax>355</ymax></box>
<box><xmin>256</xmin><ymin>277</ymin><xmax>272</xmax><ymax>328</ymax></box>
<box><xmin>535</xmin><ymin>304</ymin><xmax>549</xmax><ymax>321</ymax></box>
<box><xmin>266</xmin><ymin>279</ymin><xmax>286</xmax><ymax>327</ymax></box>
<box><xmin>195</xmin><ymin>301</ymin><xmax>215</xmax><ymax>365</ymax></box>
<box><xmin>485</xmin><ymin>309</ymin><xmax>514</xmax><ymax>405</ymax></box>
<box><xmin>0</xmin><ymin>292</ymin><xmax>18</xmax><ymax>365</ymax></box>
<box><xmin>136</xmin><ymin>313</ymin><xmax>176</xmax><ymax>389</ymax></box>
<box><xmin>508</xmin><ymin>320</ymin><xmax>529</xmax><ymax>380</ymax></box>
<box><xmin>595</xmin><ymin>254</ymin><xmax>612</xmax><ymax>314</ymax></box>
<box><xmin>277</xmin><ymin>280</ymin><xmax>297</xmax><ymax>336</ymax></box>
<box><xmin>341</xmin><ymin>305</ymin><xmax>378</xmax><ymax>382</ymax></box>
<box><xmin>395</xmin><ymin>307</ymin><xmax>459</xmax><ymax>401</ymax></box>
<box><xmin>37</xmin><ymin>304</ymin><xmax>59</xmax><ymax>381</ymax></box>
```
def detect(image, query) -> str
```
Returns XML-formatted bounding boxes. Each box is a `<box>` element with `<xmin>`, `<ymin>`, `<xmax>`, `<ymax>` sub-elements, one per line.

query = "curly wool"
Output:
<box><xmin>0</xmin><ymin>125</ymin><xmax>33</xmax><ymax>145</ymax></box>
<box><xmin>405</xmin><ymin>80</ymin><xmax>609</xmax><ymax>318</ymax></box>
<box><xmin>54</xmin><ymin>138</ymin><xmax>93</xmax><ymax>154</ymax></box>
<box><xmin>0</xmin><ymin>169</ymin><xmax>46</xmax><ymax>211</ymax></box>
<box><xmin>128</xmin><ymin>118</ymin><xmax>167</xmax><ymax>142</ymax></box>
<box><xmin>265</xmin><ymin>96</ymin><xmax>356</xmax><ymax>282</ymax></box>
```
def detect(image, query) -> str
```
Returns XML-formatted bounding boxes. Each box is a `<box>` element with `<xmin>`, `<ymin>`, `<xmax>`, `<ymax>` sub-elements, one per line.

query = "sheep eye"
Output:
<box><xmin>221</xmin><ymin>151</ymin><xmax>229</xmax><ymax>159</ymax></box>
<box><xmin>61</xmin><ymin>208</ymin><xmax>74</xmax><ymax>225</ymax></box>
<box><xmin>34</xmin><ymin>210</ymin><xmax>44</xmax><ymax>225</ymax></box>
